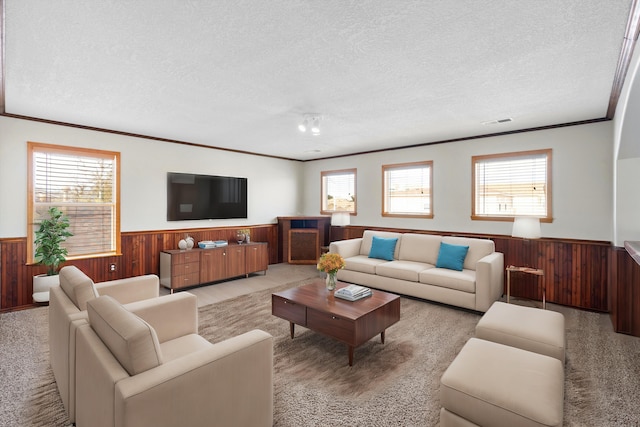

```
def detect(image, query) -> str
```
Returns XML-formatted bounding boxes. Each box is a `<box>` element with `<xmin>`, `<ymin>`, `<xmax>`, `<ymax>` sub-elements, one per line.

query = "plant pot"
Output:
<box><xmin>33</xmin><ymin>273</ymin><xmax>60</xmax><ymax>303</ymax></box>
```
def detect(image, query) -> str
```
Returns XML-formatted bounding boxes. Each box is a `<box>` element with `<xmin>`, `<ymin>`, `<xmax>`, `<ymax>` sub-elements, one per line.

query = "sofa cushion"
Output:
<box><xmin>376</xmin><ymin>260</ymin><xmax>433</xmax><ymax>282</ymax></box>
<box><xmin>369</xmin><ymin>236</ymin><xmax>398</xmax><ymax>261</ymax></box>
<box><xmin>87</xmin><ymin>295</ymin><xmax>163</xmax><ymax>376</ymax></box>
<box><xmin>344</xmin><ymin>255</ymin><xmax>389</xmax><ymax>275</ymax></box>
<box><xmin>420</xmin><ymin>268</ymin><xmax>476</xmax><ymax>293</ymax></box>
<box><xmin>442</xmin><ymin>236</ymin><xmax>495</xmax><ymax>271</ymax></box>
<box><xmin>360</xmin><ymin>230</ymin><xmax>402</xmax><ymax>257</ymax></box>
<box><xmin>436</xmin><ymin>242</ymin><xmax>469</xmax><ymax>271</ymax></box>
<box><xmin>60</xmin><ymin>266</ymin><xmax>98</xmax><ymax>311</ymax></box>
<box><xmin>398</xmin><ymin>233</ymin><xmax>442</xmax><ymax>264</ymax></box>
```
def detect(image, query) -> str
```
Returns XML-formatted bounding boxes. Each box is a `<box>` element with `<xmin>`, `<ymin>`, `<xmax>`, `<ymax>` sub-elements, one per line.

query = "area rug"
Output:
<box><xmin>5</xmin><ymin>279</ymin><xmax>640</xmax><ymax>426</ymax></box>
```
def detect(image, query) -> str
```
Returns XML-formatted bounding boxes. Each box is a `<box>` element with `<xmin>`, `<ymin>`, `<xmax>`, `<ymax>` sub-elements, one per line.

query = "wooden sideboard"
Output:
<box><xmin>159</xmin><ymin>243</ymin><xmax>268</xmax><ymax>292</ymax></box>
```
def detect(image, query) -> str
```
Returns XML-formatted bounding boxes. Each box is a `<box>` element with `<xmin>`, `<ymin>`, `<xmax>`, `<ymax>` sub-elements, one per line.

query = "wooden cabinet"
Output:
<box><xmin>246</xmin><ymin>243</ymin><xmax>269</xmax><ymax>274</ymax></box>
<box><xmin>159</xmin><ymin>250</ymin><xmax>200</xmax><ymax>290</ymax></box>
<box><xmin>277</xmin><ymin>216</ymin><xmax>330</xmax><ymax>264</ymax></box>
<box><xmin>160</xmin><ymin>242</ymin><xmax>268</xmax><ymax>292</ymax></box>
<box><xmin>199</xmin><ymin>249</ymin><xmax>226</xmax><ymax>283</ymax></box>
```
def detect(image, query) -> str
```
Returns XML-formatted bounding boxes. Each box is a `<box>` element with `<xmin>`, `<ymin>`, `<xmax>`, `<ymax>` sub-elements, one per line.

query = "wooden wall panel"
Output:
<box><xmin>609</xmin><ymin>247</ymin><xmax>640</xmax><ymax>336</ymax></box>
<box><xmin>330</xmin><ymin>225</ymin><xmax>610</xmax><ymax>312</ymax></box>
<box><xmin>0</xmin><ymin>224</ymin><xmax>278</xmax><ymax>312</ymax></box>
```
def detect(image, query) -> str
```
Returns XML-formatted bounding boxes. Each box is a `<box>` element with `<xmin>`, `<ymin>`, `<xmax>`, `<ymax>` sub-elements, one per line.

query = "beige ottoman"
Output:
<box><xmin>440</xmin><ymin>338</ymin><xmax>564</xmax><ymax>427</ymax></box>
<box><xmin>475</xmin><ymin>301</ymin><xmax>565</xmax><ymax>362</ymax></box>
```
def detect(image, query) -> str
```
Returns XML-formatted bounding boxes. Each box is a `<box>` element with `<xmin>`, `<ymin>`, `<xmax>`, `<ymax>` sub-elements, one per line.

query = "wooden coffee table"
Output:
<box><xmin>272</xmin><ymin>280</ymin><xmax>401</xmax><ymax>366</ymax></box>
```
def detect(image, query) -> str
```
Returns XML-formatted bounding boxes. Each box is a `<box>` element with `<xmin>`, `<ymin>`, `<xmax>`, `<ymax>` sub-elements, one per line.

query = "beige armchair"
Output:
<box><xmin>49</xmin><ymin>265</ymin><xmax>160</xmax><ymax>423</ymax></box>
<box><xmin>75</xmin><ymin>294</ymin><xmax>273</xmax><ymax>427</ymax></box>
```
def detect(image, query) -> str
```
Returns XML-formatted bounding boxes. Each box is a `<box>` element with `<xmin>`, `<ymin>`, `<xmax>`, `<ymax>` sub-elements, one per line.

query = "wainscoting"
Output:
<box><xmin>1</xmin><ymin>223</ymin><xmax>630</xmax><ymax>320</ymax></box>
<box><xmin>0</xmin><ymin>224</ymin><xmax>279</xmax><ymax>311</ymax></box>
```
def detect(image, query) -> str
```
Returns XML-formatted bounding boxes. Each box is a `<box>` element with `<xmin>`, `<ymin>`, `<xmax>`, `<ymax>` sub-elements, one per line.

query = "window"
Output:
<box><xmin>320</xmin><ymin>168</ymin><xmax>356</xmax><ymax>215</ymax></box>
<box><xmin>27</xmin><ymin>142</ymin><xmax>121</xmax><ymax>262</ymax></box>
<box><xmin>382</xmin><ymin>161</ymin><xmax>433</xmax><ymax>218</ymax></box>
<box><xmin>472</xmin><ymin>149</ymin><xmax>552</xmax><ymax>221</ymax></box>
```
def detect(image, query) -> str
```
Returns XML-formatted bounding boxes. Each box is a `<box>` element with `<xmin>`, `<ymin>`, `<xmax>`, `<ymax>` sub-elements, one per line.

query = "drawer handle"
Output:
<box><xmin>284</xmin><ymin>300</ymin><xmax>294</xmax><ymax>305</ymax></box>
<box><xmin>332</xmin><ymin>316</ymin><xmax>339</xmax><ymax>320</ymax></box>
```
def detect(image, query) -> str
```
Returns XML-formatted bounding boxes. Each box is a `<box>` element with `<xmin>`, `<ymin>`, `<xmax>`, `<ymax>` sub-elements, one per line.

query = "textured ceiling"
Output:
<box><xmin>3</xmin><ymin>0</ymin><xmax>636</xmax><ymax>160</ymax></box>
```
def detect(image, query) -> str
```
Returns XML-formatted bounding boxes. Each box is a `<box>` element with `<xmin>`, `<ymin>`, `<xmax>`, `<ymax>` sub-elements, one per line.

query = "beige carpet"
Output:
<box><xmin>3</xmin><ymin>280</ymin><xmax>640</xmax><ymax>426</ymax></box>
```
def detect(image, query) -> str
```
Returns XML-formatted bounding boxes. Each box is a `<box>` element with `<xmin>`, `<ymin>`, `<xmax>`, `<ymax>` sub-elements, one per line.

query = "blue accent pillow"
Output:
<box><xmin>368</xmin><ymin>236</ymin><xmax>398</xmax><ymax>261</ymax></box>
<box><xmin>436</xmin><ymin>242</ymin><xmax>469</xmax><ymax>271</ymax></box>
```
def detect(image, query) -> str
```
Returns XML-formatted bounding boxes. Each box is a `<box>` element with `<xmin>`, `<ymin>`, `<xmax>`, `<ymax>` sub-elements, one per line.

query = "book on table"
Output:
<box><xmin>335</xmin><ymin>284</ymin><xmax>372</xmax><ymax>301</ymax></box>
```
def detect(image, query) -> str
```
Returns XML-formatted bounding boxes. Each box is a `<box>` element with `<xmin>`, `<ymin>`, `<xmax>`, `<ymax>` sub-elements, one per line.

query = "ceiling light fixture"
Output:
<box><xmin>299</xmin><ymin>114</ymin><xmax>322</xmax><ymax>135</ymax></box>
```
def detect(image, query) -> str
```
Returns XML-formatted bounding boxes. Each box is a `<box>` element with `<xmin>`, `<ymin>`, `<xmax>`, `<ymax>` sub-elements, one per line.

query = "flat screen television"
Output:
<box><xmin>167</xmin><ymin>172</ymin><xmax>247</xmax><ymax>221</ymax></box>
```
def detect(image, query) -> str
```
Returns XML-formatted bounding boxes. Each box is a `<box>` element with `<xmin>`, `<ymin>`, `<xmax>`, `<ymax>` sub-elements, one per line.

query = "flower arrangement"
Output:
<box><xmin>317</xmin><ymin>252</ymin><xmax>346</xmax><ymax>275</ymax></box>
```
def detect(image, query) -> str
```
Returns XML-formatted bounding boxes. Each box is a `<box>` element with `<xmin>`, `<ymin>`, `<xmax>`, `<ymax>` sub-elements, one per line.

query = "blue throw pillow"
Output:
<box><xmin>368</xmin><ymin>236</ymin><xmax>398</xmax><ymax>261</ymax></box>
<box><xmin>436</xmin><ymin>242</ymin><xmax>469</xmax><ymax>271</ymax></box>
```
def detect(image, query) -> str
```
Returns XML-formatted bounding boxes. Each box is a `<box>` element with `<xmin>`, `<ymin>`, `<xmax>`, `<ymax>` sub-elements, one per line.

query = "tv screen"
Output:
<box><xmin>167</xmin><ymin>172</ymin><xmax>247</xmax><ymax>221</ymax></box>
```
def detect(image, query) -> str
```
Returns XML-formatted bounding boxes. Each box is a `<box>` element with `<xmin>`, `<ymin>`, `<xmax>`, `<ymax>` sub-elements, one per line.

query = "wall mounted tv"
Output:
<box><xmin>167</xmin><ymin>172</ymin><xmax>247</xmax><ymax>221</ymax></box>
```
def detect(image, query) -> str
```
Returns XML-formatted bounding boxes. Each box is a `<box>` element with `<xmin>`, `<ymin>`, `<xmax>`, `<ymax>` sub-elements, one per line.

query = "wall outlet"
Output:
<box><xmin>109</xmin><ymin>263</ymin><xmax>116</xmax><ymax>272</ymax></box>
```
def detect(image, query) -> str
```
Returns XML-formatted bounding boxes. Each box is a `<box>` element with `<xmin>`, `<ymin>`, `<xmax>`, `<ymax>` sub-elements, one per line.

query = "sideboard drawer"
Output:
<box><xmin>272</xmin><ymin>295</ymin><xmax>306</xmax><ymax>325</ymax></box>
<box><xmin>307</xmin><ymin>307</ymin><xmax>354</xmax><ymax>343</ymax></box>
<box><xmin>173</xmin><ymin>272</ymin><xmax>200</xmax><ymax>289</ymax></box>
<box><xmin>173</xmin><ymin>261</ymin><xmax>200</xmax><ymax>276</ymax></box>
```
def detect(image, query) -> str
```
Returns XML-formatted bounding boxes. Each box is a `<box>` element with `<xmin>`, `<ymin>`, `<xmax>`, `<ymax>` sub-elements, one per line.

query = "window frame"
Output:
<box><xmin>320</xmin><ymin>168</ymin><xmax>357</xmax><ymax>215</ymax></box>
<box><xmin>471</xmin><ymin>148</ymin><xmax>552</xmax><ymax>222</ymax></box>
<box><xmin>27</xmin><ymin>141</ymin><xmax>122</xmax><ymax>263</ymax></box>
<box><xmin>382</xmin><ymin>160</ymin><xmax>434</xmax><ymax>219</ymax></box>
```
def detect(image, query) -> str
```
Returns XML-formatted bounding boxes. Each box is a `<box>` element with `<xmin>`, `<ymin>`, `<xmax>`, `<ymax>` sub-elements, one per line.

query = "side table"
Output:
<box><xmin>506</xmin><ymin>266</ymin><xmax>545</xmax><ymax>309</ymax></box>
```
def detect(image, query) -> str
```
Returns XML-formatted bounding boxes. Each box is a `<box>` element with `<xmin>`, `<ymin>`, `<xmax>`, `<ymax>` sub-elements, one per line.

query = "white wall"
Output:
<box><xmin>302</xmin><ymin>121</ymin><xmax>614</xmax><ymax>241</ymax></box>
<box><xmin>0</xmin><ymin>116</ymin><xmax>304</xmax><ymax>238</ymax></box>
<box><xmin>613</xmin><ymin>43</ymin><xmax>640</xmax><ymax>246</ymax></box>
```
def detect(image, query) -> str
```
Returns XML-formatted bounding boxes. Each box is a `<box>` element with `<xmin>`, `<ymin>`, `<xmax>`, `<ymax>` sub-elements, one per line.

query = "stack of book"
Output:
<box><xmin>335</xmin><ymin>284</ymin><xmax>372</xmax><ymax>301</ymax></box>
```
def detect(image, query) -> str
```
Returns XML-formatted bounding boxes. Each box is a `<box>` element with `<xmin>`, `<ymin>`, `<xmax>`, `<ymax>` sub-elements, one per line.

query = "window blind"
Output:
<box><xmin>321</xmin><ymin>169</ymin><xmax>356</xmax><ymax>213</ymax></box>
<box><xmin>473</xmin><ymin>150</ymin><xmax>550</xmax><ymax>218</ymax></box>
<box><xmin>29</xmin><ymin>143</ymin><xmax>120</xmax><ymax>260</ymax></box>
<box><xmin>383</xmin><ymin>162</ymin><xmax>432</xmax><ymax>216</ymax></box>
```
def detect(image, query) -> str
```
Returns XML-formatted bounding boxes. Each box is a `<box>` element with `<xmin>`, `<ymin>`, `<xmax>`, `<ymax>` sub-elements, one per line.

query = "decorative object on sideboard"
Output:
<box><xmin>178</xmin><ymin>234</ymin><xmax>195</xmax><ymax>250</ymax></box>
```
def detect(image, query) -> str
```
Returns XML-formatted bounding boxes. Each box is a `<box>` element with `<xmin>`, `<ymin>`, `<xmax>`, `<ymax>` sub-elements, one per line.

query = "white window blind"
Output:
<box><xmin>321</xmin><ymin>169</ymin><xmax>356</xmax><ymax>214</ymax></box>
<box><xmin>28</xmin><ymin>142</ymin><xmax>121</xmax><ymax>261</ymax></box>
<box><xmin>383</xmin><ymin>161</ymin><xmax>433</xmax><ymax>217</ymax></box>
<box><xmin>473</xmin><ymin>149</ymin><xmax>551</xmax><ymax>219</ymax></box>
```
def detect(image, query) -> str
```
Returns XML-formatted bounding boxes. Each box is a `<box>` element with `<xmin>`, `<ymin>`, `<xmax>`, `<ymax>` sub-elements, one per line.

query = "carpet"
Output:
<box><xmin>3</xmin><ymin>279</ymin><xmax>640</xmax><ymax>426</ymax></box>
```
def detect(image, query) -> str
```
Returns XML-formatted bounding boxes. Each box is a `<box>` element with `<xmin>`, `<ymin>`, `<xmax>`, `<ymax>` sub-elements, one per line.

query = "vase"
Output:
<box><xmin>326</xmin><ymin>272</ymin><xmax>337</xmax><ymax>291</ymax></box>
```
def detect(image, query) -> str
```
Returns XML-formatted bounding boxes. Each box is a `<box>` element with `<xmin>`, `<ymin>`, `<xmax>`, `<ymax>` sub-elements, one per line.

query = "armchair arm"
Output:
<box><xmin>475</xmin><ymin>252</ymin><xmax>504</xmax><ymax>312</ymax></box>
<box><xmin>125</xmin><ymin>292</ymin><xmax>198</xmax><ymax>343</ymax></box>
<box><xmin>115</xmin><ymin>329</ymin><xmax>273</xmax><ymax>427</ymax></box>
<box><xmin>330</xmin><ymin>238</ymin><xmax>363</xmax><ymax>258</ymax></box>
<box><xmin>96</xmin><ymin>274</ymin><xmax>159</xmax><ymax>304</ymax></box>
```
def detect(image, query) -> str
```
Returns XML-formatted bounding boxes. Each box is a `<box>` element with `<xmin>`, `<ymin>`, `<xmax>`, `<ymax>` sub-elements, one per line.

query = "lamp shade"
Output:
<box><xmin>331</xmin><ymin>212</ymin><xmax>350</xmax><ymax>226</ymax></box>
<box><xmin>511</xmin><ymin>217</ymin><xmax>541</xmax><ymax>239</ymax></box>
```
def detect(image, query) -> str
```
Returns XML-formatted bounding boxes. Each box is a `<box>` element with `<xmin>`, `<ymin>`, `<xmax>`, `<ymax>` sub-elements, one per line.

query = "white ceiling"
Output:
<box><xmin>3</xmin><ymin>0</ymin><xmax>636</xmax><ymax>161</ymax></box>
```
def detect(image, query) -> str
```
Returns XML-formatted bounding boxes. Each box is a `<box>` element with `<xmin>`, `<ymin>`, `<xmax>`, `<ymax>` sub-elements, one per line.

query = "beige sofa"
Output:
<box><xmin>49</xmin><ymin>266</ymin><xmax>160</xmax><ymax>423</ymax></box>
<box><xmin>75</xmin><ymin>294</ymin><xmax>273</xmax><ymax>427</ymax></box>
<box><xmin>329</xmin><ymin>230</ymin><xmax>504</xmax><ymax>312</ymax></box>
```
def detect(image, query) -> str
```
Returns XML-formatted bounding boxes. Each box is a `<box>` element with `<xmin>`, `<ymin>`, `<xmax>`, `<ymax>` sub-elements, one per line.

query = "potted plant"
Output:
<box><xmin>33</xmin><ymin>206</ymin><xmax>73</xmax><ymax>302</ymax></box>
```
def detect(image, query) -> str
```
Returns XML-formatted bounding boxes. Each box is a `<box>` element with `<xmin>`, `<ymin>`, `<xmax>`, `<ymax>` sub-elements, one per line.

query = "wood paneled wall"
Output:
<box><xmin>1</xmin><ymin>222</ymin><xmax>618</xmax><ymax>314</ymax></box>
<box><xmin>330</xmin><ymin>226</ymin><xmax>611</xmax><ymax>311</ymax></box>
<box><xmin>0</xmin><ymin>224</ymin><xmax>279</xmax><ymax>312</ymax></box>
<box><xmin>609</xmin><ymin>247</ymin><xmax>640</xmax><ymax>336</ymax></box>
